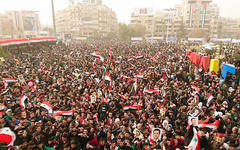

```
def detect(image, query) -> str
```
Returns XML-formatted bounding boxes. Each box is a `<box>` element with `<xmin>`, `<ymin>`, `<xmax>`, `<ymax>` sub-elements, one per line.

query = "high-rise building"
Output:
<box><xmin>182</xmin><ymin>0</ymin><xmax>219</xmax><ymax>38</ymax></box>
<box><xmin>56</xmin><ymin>2</ymin><xmax>117</xmax><ymax>39</ymax></box>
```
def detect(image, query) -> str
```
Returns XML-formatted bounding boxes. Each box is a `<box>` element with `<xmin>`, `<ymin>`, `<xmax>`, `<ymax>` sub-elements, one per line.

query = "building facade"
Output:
<box><xmin>0</xmin><ymin>11</ymin><xmax>41</xmax><ymax>38</ymax></box>
<box><xmin>56</xmin><ymin>2</ymin><xmax>117</xmax><ymax>39</ymax></box>
<box><xmin>182</xmin><ymin>0</ymin><xmax>219</xmax><ymax>38</ymax></box>
<box><xmin>6</xmin><ymin>10</ymin><xmax>41</xmax><ymax>37</ymax></box>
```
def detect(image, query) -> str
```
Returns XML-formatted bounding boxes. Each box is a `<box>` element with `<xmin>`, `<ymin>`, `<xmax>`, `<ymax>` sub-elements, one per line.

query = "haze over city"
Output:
<box><xmin>0</xmin><ymin>0</ymin><xmax>240</xmax><ymax>26</ymax></box>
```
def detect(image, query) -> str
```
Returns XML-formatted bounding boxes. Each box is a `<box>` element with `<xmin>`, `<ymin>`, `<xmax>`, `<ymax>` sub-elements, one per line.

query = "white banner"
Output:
<box><xmin>134</xmin><ymin>8</ymin><xmax>154</xmax><ymax>16</ymax></box>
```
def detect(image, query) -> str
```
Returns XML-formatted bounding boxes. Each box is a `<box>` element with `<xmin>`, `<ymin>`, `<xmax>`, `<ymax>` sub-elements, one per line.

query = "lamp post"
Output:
<box><xmin>51</xmin><ymin>0</ymin><xmax>57</xmax><ymax>36</ymax></box>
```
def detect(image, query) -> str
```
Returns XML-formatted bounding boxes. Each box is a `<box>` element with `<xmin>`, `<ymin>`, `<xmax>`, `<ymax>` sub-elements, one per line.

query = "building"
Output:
<box><xmin>130</xmin><ymin>6</ymin><xmax>183</xmax><ymax>40</ymax></box>
<box><xmin>56</xmin><ymin>2</ymin><xmax>117</xmax><ymax>39</ymax></box>
<box><xmin>182</xmin><ymin>0</ymin><xmax>219</xmax><ymax>38</ymax></box>
<box><xmin>217</xmin><ymin>17</ymin><xmax>240</xmax><ymax>39</ymax></box>
<box><xmin>4</xmin><ymin>10</ymin><xmax>41</xmax><ymax>37</ymax></box>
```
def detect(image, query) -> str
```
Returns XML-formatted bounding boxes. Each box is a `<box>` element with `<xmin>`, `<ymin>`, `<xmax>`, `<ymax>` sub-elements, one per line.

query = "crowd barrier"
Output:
<box><xmin>186</xmin><ymin>50</ymin><xmax>237</xmax><ymax>79</ymax></box>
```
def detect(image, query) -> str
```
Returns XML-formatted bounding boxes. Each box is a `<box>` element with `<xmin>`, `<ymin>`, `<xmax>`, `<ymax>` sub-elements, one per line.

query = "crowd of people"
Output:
<box><xmin>0</xmin><ymin>41</ymin><xmax>239</xmax><ymax>150</ymax></box>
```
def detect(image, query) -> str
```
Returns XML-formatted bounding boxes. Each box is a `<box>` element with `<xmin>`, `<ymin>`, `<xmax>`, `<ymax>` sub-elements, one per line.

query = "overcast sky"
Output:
<box><xmin>0</xmin><ymin>0</ymin><xmax>240</xmax><ymax>26</ymax></box>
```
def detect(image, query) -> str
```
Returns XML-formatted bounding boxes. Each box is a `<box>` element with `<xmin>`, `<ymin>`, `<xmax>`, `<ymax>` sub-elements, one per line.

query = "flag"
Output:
<box><xmin>115</xmin><ymin>60</ymin><xmax>120</xmax><ymax>64</ymax></box>
<box><xmin>161</xmin><ymin>74</ymin><xmax>166</xmax><ymax>82</ymax></box>
<box><xmin>154</xmin><ymin>86</ymin><xmax>160</xmax><ymax>92</ymax></box>
<box><xmin>136</xmin><ymin>74</ymin><xmax>144</xmax><ymax>78</ymax></box>
<box><xmin>0</xmin><ymin>127</ymin><xmax>16</xmax><ymax>146</ymax></box>
<box><xmin>128</xmin><ymin>58</ymin><xmax>133</xmax><ymax>61</ymax></box>
<box><xmin>128</xmin><ymin>77</ymin><xmax>137</xmax><ymax>83</ymax></box>
<box><xmin>91</xmin><ymin>52</ymin><xmax>104</xmax><ymax>62</ymax></box>
<box><xmin>198</xmin><ymin>117</ymin><xmax>210</xmax><ymax>124</ymax></box>
<box><xmin>135</xmin><ymin>54</ymin><xmax>144</xmax><ymax>59</ymax></box>
<box><xmin>186</xmin><ymin>127</ymin><xmax>200</xmax><ymax>150</ymax></box>
<box><xmin>198</xmin><ymin>120</ymin><xmax>220</xmax><ymax>130</ymax></box>
<box><xmin>207</xmin><ymin>94</ymin><xmax>214</xmax><ymax>107</ymax></box>
<box><xmin>19</xmin><ymin>93</ymin><xmax>27</xmax><ymax>109</ymax></box>
<box><xmin>3</xmin><ymin>78</ymin><xmax>17</xmax><ymax>83</ymax></box>
<box><xmin>101</xmin><ymin>97</ymin><xmax>109</xmax><ymax>103</ymax></box>
<box><xmin>133</xmin><ymin>79</ymin><xmax>137</xmax><ymax>92</ymax></box>
<box><xmin>120</xmin><ymin>94</ymin><xmax>128</xmax><ymax>100</ymax></box>
<box><xmin>3</xmin><ymin>78</ymin><xmax>17</xmax><ymax>88</ymax></box>
<box><xmin>53</xmin><ymin>110</ymin><xmax>74</xmax><ymax>117</ymax></box>
<box><xmin>123</xmin><ymin>105</ymin><xmax>142</xmax><ymax>110</ymax></box>
<box><xmin>40</xmin><ymin>101</ymin><xmax>53</xmax><ymax>114</ymax></box>
<box><xmin>1</xmin><ymin>88</ymin><xmax>9</xmax><ymax>95</ymax></box>
<box><xmin>105</xmin><ymin>72</ymin><xmax>113</xmax><ymax>90</ymax></box>
<box><xmin>162</xmin><ymin>87</ymin><xmax>166</xmax><ymax>97</ymax></box>
<box><xmin>191</xmin><ymin>85</ymin><xmax>200</xmax><ymax>93</ymax></box>
<box><xmin>166</xmin><ymin>72</ymin><xmax>171</xmax><ymax>78</ymax></box>
<box><xmin>144</xmin><ymin>89</ymin><xmax>159</xmax><ymax>94</ymax></box>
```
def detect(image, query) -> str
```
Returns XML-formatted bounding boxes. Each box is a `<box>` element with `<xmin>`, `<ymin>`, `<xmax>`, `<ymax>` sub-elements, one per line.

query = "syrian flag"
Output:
<box><xmin>120</xmin><ymin>94</ymin><xmax>128</xmax><ymax>100</ymax></box>
<box><xmin>148</xmin><ymin>134</ymin><xmax>156</xmax><ymax>145</ymax></box>
<box><xmin>128</xmin><ymin>77</ymin><xmax>137</xmax><ymax>83</ymax></box>
<box><xmin>0</xmin><ymin>127</ymin><xmax>16</xmax><ymax>146</ymax></box>
<box><xmin>105</xmin><ymin>72</ymin><xmax>113</xmax><ymax>90</ymax></box>
<box><xmin>0</xmin><ymin>103</ymin><xmax>5</xmax><ymax>110</ymax></box>
<box><xmin>207</xmin><ymin>94</ymin><xmax>214</xmax><ymax>107</ymax></box>
<box><xmin>133</xmin><ymin>80</ymin><xmax>137</xmax><ymax>92</ymax></box>
<box><xmin>161</xmin><ymin>74</ymin><xmax>166</xmax><ymax>82</ymax></box>
<box><xmin>101</xmin><ymin>97</ymin><xmax>109</xmax><ymax>103</ymax></box>
<box><xmin>154</xmin><ymin>86</ymin><xmax>160</xmax><ymax>92</ymax></box>
<box><xmin>136</xmin><ymin>74</ymin><xmax>144</xmax><ymax>78</ymax></box>
<box><xmin>166</xmin><ymin>72</ymin><xmax>171</xmax><ymax>78</ymax></box>
<box><xmin>144</xmin><ymin>89</ymin><xmax>159</xmax><ymax>94</ymax></box>
<box><xmin>128</xmin><ymin>58</ymin><xmax>133</xmax><ymax>61</ymax></box>
<box><xmin>135</xmin><ymin>54</ymin><xmax>144</xmax><ymax>59</ymax></box>
<box><xmin>91</xmin><ymin>52</ymin><xmax>104</xmax><ymax>62</ymax></box>
<box><xmin>1</xmin><ymin>88</ymin><xmax>9</xmax><ymax>95</ymax></box>
<box><xmin>40</xmin><ymin>101</ymin><xmax>53</xmax><ymax>114</ymax></box>
<box><xmin>186</xmin><ymin>127</ymin><xmax>200</xmax><ymax>150</ymax></box>
<box><xmin>53</xmin><ymin>110</ymin><xmax>74</xmax><ymax>117</ymax></box>
<box><xmin>115</xmin><ymin>60</ymin><xmax>120</xmax><ymax>64</ymax></box>
<box><xmin>149</xmin><ymin>56</ymin><xmax>155</xmax><ymax>61</ymax></box>
<box><xmin>123</xmin><ymin>105</ymin><xmax>142</xmax><ymax>110</ymax></box>
<box><xmin>3</xmin><ymin>78</ymin><xmax>17</xmax><ymax>88</ymax></box>
<box><xmin>214</xmin><ymin>82</ymin><xmax>219</xmax><ymax>88</ymax></box>
<box><xmin>191</xmin><ymin>85</ymin><xmax>200</xmax><ymax>93</ymax></box>
<box><xmin>19</xmin><ymin>93</ymin><xmax>27</xmax><ymax>109</ymax></box>
<box><xmin>198</xmin><ymin>120</ymin><xmax>220</xmax><ymax>130</ymax></box>
<box><xmin>162</xmin><ymin>87</ymin><xmax>166</xmax><ymax>97</ymax></box>
<box><xmin>3</xmin><ymin>78</ymin><xmax>17</xmax><ymax>83</ymax></box>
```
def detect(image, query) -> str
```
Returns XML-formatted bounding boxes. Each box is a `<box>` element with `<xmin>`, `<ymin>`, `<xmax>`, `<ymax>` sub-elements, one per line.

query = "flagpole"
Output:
<box><xmin>51</xmin><ymin>0</ymin><xmax>57</xmax><ymax>36</ymax></box>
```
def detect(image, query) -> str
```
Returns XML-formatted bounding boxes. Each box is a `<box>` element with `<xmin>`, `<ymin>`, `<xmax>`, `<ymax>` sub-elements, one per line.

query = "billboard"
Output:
<box><xmin>23</xmin><ymin>14</ymin><xmax>36</xmax><ymax>31</ymax></box>
<box><xmin>134</xmin><ymin>8</ymin><xmax>154</xmax><ymax>16</ymax></box>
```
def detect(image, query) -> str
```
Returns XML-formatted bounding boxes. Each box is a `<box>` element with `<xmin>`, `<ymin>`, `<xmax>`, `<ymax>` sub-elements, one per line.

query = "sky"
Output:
<box><xmin>0</xmin><ymin>0</ymin><xmax>240</xmax><ymax>26</ymax></box>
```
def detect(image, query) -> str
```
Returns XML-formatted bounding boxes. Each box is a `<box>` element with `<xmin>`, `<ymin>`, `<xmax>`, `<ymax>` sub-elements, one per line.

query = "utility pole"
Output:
<box><xmin>51</xmin><ymin>0</ymin><xmax>57</xmax><ymax>36</ymax></box>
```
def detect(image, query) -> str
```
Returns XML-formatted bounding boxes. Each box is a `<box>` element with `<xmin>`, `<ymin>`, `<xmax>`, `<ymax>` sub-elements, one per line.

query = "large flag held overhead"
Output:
<box><xmin>19</xmin><ymin>93</ymin><xmax>27</xmax><ymax>109</ymax></box>
<box><xmin>3</xmin><ymin>78</ymin><xmax>17</xmax><ymax>89</ymax></box>
<box><xmin>186</xmin><ymin>127</ymin><xmax>200</xmax><ymax>150</ymax></box>
<box><xmin>123</xmin><ymin>105</ymin><xmax>142</xmax><ymax>111</ymax></box>
<box><xmin>105</xmin><ymin>72</ymin><xmax>113</xmax><ymax>90</ymax></box>
<box><xmin>198</xmin><ymin>120</ymin><xmax>220</xmax><ymax>130</ymax></box>
<box><xmin>0</xmin><ymin>127</ymin><xmax>16</xmax><ymax>146</ymax></box>
<box><xmin>143</xmin><ymin>89</ymin><xmax>159</xmax><ymax>94</ymax></box>
<box><xmin>53</xmin><ymin>110</ymin><xmax>74</xmax><ymax>117</ymax></box>
<box><xmin>40</xmin><ymin>101</ymin><xmax>53</xmax><ymax>114</ymax></box>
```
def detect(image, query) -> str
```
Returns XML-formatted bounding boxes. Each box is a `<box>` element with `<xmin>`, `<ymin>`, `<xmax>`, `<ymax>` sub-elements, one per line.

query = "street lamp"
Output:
<box><xmin>51</xmin><ymin>0</ymin><xmax>57</xmax><ymax>36</ymax></box>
